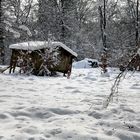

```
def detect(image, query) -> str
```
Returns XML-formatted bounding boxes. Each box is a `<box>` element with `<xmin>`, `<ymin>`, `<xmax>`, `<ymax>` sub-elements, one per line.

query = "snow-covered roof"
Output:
<box><xmin>9</xmin><ymin>41</ymin><xmax>78</xmax><ymax>57</ymax></box>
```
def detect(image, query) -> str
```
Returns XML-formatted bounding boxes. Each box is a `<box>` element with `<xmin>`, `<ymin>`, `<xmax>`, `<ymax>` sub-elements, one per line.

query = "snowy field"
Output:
<box><xmin>0</xmin><ymin>67</ymin><xmax>140</xmax><ymax>140</ymax></box>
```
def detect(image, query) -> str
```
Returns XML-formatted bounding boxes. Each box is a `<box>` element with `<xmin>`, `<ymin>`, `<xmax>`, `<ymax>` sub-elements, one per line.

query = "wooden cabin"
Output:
<box><xmin>9</xmin><ymin>41</ymin><xmax>77</xmax><ymax>76</ymax></box>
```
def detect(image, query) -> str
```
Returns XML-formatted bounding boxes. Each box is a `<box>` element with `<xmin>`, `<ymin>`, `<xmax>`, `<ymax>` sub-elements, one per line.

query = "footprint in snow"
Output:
<box><xmin>130</xmin><ymin>83</ymin><xmax>140</xmax><ymax>89</ymax></box>
<box><xmin>64</xmin><ymin>86</ymin><xmax>77</xmax><ymax>89</ymax></box>
<box><xmin>0</xmin><ymin>89</ymin><xmax>6</xmax><ymax>92</ymax></box>
<box><xmin>49</xmin><ymin>108</ymin><xmax>79</xmax><ymax>115</ymax></box>
<box><xmin>9</xmin><ymin>111</ymin><xmax>31</xmax><ymax>118</ymax></box>
<box><xmin>49</xmin><ymin>128</ymin><xmax>62</xmax><ymax>136</ymax></box>
<box><xmin>88</xmin><ymin>111</ymin><xmax>102</xmax><ymax>119</ymax></box>
<box><xmin>0</xmin><ymin>113</ymin><xmax>13</xmax><ymax>120</ymax></box>
<box><xmin>84</xmin><ymin>76</ymin><xmax>97</xmax><ymax>81</ymax></box>
<box><xmin>20</xmin><ymin>126</ymin><xmax>39</xmax><ymax>135</ymax></box>
<box><xmin>27</xmin><ymin>89</ymin><xmax>37</xmax><ymax>92</ymax></box>
<box><xmin>67</xmin><ymin>136</ymin><xmax>73</xmax><ymax>139</ymax></box>
<box><xmin>0</xmin><ymin>114</ymin><xmax>8</xmax><ymax>119</ymax></box>
<box><xmin>0</xmin><ymin>99</ymin><xmax>5</xmax><ymax>103</ymax></box>
<box><xmin>72</xmin><ymin>89</ymin><xmax>81</xmax><ymax>93</ymax></box>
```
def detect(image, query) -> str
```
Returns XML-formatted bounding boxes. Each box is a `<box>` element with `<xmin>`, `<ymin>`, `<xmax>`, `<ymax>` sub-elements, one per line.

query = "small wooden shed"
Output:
<box><xmin>9</xmin><ymin>41</ymin><xmax>77</xmax><ymax>76</ymax></box>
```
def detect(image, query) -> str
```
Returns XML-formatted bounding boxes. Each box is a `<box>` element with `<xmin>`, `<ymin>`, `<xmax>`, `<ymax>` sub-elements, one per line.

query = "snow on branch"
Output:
<box><xmin>19</xmin><ymin>25</ymin><xmax>32</xmax><ymax>37</ymax></box>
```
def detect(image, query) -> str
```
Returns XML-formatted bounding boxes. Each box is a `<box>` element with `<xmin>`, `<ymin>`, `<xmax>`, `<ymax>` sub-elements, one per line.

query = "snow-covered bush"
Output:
<box><xmin>37</xmin><ymin>47</ymin><xmax>60</xmax><ymax>76</ymax></box>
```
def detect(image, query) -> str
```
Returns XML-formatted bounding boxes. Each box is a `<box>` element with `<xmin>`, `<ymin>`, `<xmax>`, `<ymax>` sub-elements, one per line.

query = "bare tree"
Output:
<box><xmin>127</xmin><ymin>0</ymin><xmax>139</xmax><ymax>47</ymax></box>
<box><xmin>4</xmin><ymin>0</ymin><xmax>34</xmax><ymax>25</ymax></box>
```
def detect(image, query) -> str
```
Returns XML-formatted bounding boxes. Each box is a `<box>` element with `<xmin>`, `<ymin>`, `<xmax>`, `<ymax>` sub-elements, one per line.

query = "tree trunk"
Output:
<box><xmin>60</xmin><ymin>0</ymin><xmax>66</xmax><ymax>43</ymax></box>
<box><xmin>136</xmin><ymin>0</ymin><xmax>139</xmax><ymax>47</ymax></box>
<box><xmin>0</xmin><ymin>0</ymin><xmax>4</xmax><ymax>64</ymax></box>
<box><xmin>99</xmin><ymin>0</ymin><xmax>108</xmax><ymax>73</ymax></box>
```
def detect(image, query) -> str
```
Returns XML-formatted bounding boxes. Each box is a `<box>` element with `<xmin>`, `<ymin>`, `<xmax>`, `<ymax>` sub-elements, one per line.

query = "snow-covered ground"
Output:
<box><xmin>0</xmin><ymin>67</ymin><xmax>140</xmax><ymax>140</ymax></box>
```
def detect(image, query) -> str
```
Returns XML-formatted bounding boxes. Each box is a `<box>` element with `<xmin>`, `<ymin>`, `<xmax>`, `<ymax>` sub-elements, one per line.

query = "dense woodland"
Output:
<box><xmin>0</xmin><ymin>0</ymin><xmax>140</xmax><ymax>67</ymax></box>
